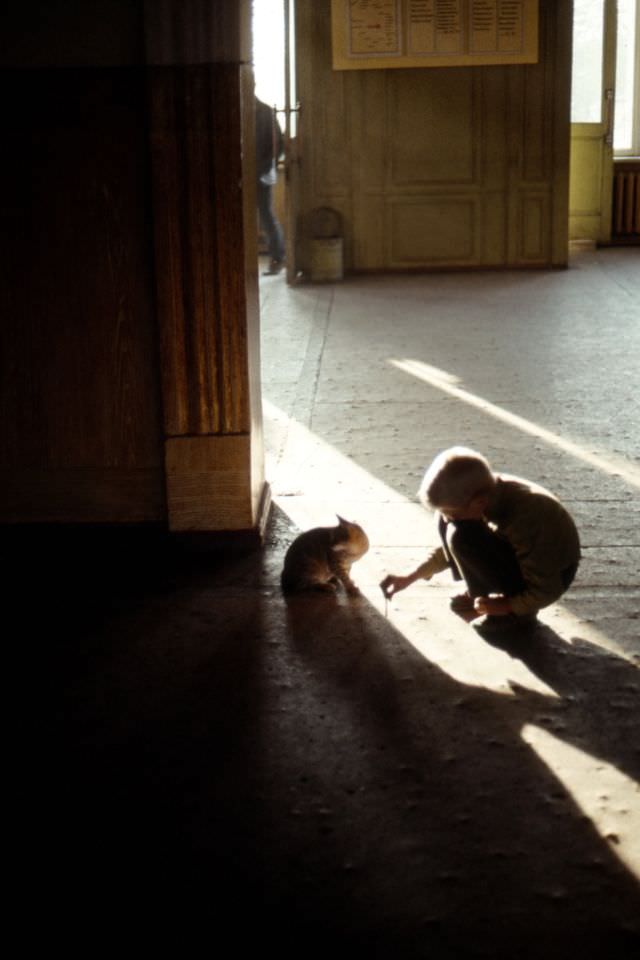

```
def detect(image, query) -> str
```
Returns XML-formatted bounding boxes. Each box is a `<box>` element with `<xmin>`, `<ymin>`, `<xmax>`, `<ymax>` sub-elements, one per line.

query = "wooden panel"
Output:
<box><xmin>312</xmin><ymin>73</ymin><xmax>351</xmax><ymax>198</ymax></box>
<box><xmin>297</xmin><ymin>0</ymin><xmax>570</xmax><ymax>271</ymax></box>
<box><xmin>355</xmin><ymin>71</ymin><xmax>387</xmax><ymax>193</ymax></box>
<box><xmin>549</xmin><ymin>0</ymin><xmax>572</xmax><ymax>265</ymax></box>
<box><xmin>570</xmin><ymin>137</ymin><xmax>605</xmax><ymax>214</ymax></box>
<box><xmin>389</xmin><ymin>198</ymin><xmax>479</xmax><ymax>264</ymax></box>
<box><xmin>212</xmin><ymin>66</ymin><xmax>254</xmax><ymax>436</ymax></box>
<box><xmin>1</xmin><ymin>470</ymin><xmax>164</xmax><ymax>524</ymax></box>
<box><xmin>0</xmin><ymin>0</ymin><xmax>265</xmax><ymax>534</ymax></box>
<box><xmin>352</xmin><ymin>195</ymin><xmax>386</xmax><ymax>269</ymax></box>
<box><xmin>149</xmin><ymin>63</ymin><xmax>251</xmax><ymax>437</ymax></box>
<box><xmin>0</xmin><ymin>67</ymin><xmax>164</xmax><ymax>523</ymax></box>
<box><xmin>521</xmin><ymin>54</ymin><xmax>553</xmax><ymax>183</ymax></box>
<box><xmin>240</xmin><ymin>65</ymin><xmax>266</xmax><ymax>515</ymax></box>
<box><xmin>0</xmin><ymin>1</ymin><xmax>143</xmax><ymax>67</ymax></box>
<box><xmin>389</xmin><ymin>70</ymin><xmax>477</xmax><ymax>186</ymax></box>
<box><xmin>569</xmin><ymin>128</ymin><xmax>605</xmax><ymax>242</ymax></box>
<box><xmin>519</xmin><ymin>193</ymin><xmax>550</xmax><ymax>261</ymax></box>
<box><xmin>297</xmin><ymin>0</ymin><xmax>353</xmax><ymax>272</ymax></box>
<box><xmin>515</xmin><ymin>0</ymin><xmax>570</xmax><ymax>264</ymax></box>
<box><xmin>481</xmin><ymin>192</ymin><xmax>507</xmax><ymax>264</ymax></box>
<box><xmin>308</xmin><ymin>0</ymin><xmax>351</xmax><ymax>198</ymax></box>
<box><xmin>143</xmin><ymin>0</ymin><xmax>250</xmax><ymax>65</ymax></box>
<box><xmin>479</xmin><ymin>69</ymin><xmax>508</xmax><ymax>264</ymax></box>
<box><xmin>165</xmin><ymin>436</ymin><xmax>253</xmax><ymax>530</ymax></box>
<box><xmin>149</xmin><ymin>56</ymin><xmax>266</xmax><ymax>533</ymax></box>
<box><xmin>480</xmin><ymin>67</ymin><xmax>508</xmax><ymax>190</ymax></box>
<box><xmin>509</xmin><ymin>18</ymin><xmax>559</xmax><ymax>270</ymax></box>
<box><xmin>351</xmin><ymin>71</ymin><xmax>386</xmax><ymax>268</ymax></box>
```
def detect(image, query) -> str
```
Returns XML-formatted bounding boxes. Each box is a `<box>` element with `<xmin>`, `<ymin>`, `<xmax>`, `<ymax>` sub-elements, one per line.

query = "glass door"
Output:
<box><xmin>569</xmin><ymin>0</ymin><xmax>617</xmax><ymax>243</ymax></box>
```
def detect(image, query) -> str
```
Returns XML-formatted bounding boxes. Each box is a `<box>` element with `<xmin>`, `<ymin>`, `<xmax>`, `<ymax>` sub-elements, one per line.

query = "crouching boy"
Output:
<box><xmin>380</xmin><ymin>447</ymin><xmax>580</xmax><ymax>632</ymax></box>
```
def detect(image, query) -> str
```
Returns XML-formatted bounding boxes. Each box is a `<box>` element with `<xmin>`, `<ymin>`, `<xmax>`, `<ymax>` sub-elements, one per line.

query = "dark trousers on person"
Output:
<box><xmin>257</xmin><ymin>180</ymin><xmax>284</xmax><ymax>264</ymax></box>
<box><xmin>439</xmin><ymin>517</ymin><xmax>526</xmax><ymax>599</ymax></box>
<box><xmin>438</xmin><ymin>516</ymin><xmax>578</xmax><ymax>604</ymax></box>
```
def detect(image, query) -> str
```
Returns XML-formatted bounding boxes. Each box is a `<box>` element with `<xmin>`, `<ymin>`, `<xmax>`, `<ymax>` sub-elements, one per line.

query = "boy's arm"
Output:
<box><xmin>380</xmin><ymin>547</ymin><xmax>448</xmax><ymax>598</ymax></box>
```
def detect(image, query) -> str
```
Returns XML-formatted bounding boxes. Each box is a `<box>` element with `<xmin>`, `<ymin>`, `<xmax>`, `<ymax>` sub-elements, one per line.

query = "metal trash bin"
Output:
<box><xmin>310</xmin><ymin>207</ymin><xmax>343</xmax><ymax>282</ymax></box>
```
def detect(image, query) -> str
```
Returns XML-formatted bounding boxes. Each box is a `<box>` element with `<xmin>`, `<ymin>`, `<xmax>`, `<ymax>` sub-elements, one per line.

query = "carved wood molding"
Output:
<box><xmin>148</xmin><ymin>62</ymin><xmax>251</xmax><ymax>438</ymax></box>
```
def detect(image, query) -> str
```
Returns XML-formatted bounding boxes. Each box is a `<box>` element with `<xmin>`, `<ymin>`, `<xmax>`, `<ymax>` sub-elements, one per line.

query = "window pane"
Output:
<box><xmin>614</xmin><ymin>0</ymin><xmax>637</xmax><ymax>152</ymax></box>
<box><xmin>572</xmin><ymin>0</ymin><xmax>605</xmax><ymax>123</ymax></box>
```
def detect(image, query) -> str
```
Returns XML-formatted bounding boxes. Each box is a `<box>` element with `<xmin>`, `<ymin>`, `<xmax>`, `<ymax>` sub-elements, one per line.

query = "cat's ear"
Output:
<box><xmin>332</xmin><ymin>517</ymin><xmax>349</xmax><ymax>549</ymax></box>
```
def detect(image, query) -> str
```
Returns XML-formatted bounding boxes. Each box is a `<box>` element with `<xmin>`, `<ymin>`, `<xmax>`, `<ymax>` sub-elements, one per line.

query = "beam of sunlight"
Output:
<box><xmin>263</xmin><ymin>398</ymin><xmax>635</xmax><ymax>696</ymax></box>
<box><xmin>522</xmin><ymin>724</ymin><xmax>640</xmax><ymax>879</ymax></box>
<box><xmin>265</xmin><ymin>397</ymin><xmax>640</xmax><ymax>875</ymax></box>
<box><xmin>389</xmin><ymin>358</ymin><xmax>640</xmax><ymax>490</ymax></box>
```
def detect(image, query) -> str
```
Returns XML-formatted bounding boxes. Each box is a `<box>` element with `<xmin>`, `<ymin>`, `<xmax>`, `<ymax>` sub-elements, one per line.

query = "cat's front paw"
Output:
<box><xmin>316</xmin><ymin>580</ymin><xmax>338</xmax><ymax>593</ymax></box>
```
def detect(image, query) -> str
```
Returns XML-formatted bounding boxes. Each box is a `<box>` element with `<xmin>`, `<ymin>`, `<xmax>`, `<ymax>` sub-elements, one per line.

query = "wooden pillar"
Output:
<box><xmin>145</xmin><ymin>0</ymin><xmax>268</xmax><ymax>534</ymax></box>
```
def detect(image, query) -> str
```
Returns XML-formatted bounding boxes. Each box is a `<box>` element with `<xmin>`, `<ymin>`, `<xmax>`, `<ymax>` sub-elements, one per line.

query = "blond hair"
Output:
<box><xmin>418</xmin><ymin>447</ymin><xmax>495</xmax><ymax>509</ymax></box>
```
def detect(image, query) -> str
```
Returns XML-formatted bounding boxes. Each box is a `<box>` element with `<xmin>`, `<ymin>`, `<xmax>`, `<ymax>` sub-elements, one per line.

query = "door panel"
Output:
<box><xmin>569</xmin><ymin>0</ymin><xmax>616</xmax><ymax>243</ymax></box>
<box><xmin>389</xmin><ymin>70</ymin><xmax>477</xmax><ymax>185</ymax></box>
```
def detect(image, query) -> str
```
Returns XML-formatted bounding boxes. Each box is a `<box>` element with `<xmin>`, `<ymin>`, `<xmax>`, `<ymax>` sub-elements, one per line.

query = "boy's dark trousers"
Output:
<box><xmin>438</xmin><ymin>516</ymin><xmax>526</xmax><ymax>599</ymax></box>
<box><xmin>439</xmin><ymin>516</ymin><xmax>578</xmax><ymax>600</ymax></box>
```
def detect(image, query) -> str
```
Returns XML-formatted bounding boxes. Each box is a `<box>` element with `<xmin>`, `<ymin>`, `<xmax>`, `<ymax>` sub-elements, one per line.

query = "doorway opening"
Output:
<box><xmin>569</xmin><ymin>0</ymin><xmax>640</xmax><ymax>246</ymax></box>
<box><xmin>252</xmin><ymin>0</ymin><xmax>298</xmax><ymax>278</ymax></box>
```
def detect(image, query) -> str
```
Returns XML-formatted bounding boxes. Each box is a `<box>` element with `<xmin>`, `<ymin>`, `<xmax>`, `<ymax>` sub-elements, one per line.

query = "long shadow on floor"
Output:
<box><xmin>281</xmin><ymin>593</ymin><xmax>640</xmax><ymax>958</ymax></box>
<box><xmin>31</xmin><ymin>511</ymin><xmax>640</xmax><ymax>959</ymax></box>
<box><xmin>481</xmin><ymin>624</ymin><xmax>640</xmax><ymax>782</ymax></box>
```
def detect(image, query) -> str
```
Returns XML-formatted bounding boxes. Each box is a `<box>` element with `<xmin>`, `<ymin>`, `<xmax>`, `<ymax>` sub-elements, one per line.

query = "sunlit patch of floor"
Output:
<box><xmin>264</xmin><ymin>399</ymin><xmax>636</xmax><ymax>693</ymax></box>
<box><xmin>389</xmin><ymin>358</ymin><xmax>640</xmax><ymax>490</ymax></box>
<box><xmin>265</xmin><ymin>395</ymin><xmax>640</xmax><ymax>885</ymax></box>
<box><xmin>522</xmin><ymin>723</ymin><xmax>640</xmax><ymax>879</ymax></box>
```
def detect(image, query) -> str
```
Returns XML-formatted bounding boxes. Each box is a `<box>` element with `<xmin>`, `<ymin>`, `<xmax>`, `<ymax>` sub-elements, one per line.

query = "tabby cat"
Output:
<box><xmin>281</xmin><ymin>516</ymin><xmax>369</xmax><ymax>595</ymax></box>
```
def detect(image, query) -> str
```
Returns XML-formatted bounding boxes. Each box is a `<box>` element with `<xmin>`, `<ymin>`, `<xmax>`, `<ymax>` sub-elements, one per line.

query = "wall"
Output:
<box><xmin>296</xmin><ymin>0</ymin><xmax>572</xmax><ymax>272</ymax></box>
<box><xmin>146</xmin><ymin>0</ymin><xmax>265</xmax><ymax>532</ymax></box>
<box><xmin>0</xmin><ymin>3</ymin><xmax>163</xmax><ymax>522</ymax></box>
<box><xmin>0</xmin><ymin>0</ymin><xmax>266</xmax><ymax>533</ymax></box>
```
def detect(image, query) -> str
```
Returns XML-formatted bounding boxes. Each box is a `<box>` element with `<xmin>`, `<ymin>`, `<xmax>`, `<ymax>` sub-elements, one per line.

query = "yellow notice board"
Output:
<box><xmin>331</xmin><ymin>0</ymin><xmax>538</xmax><ymax>70</ymax></box>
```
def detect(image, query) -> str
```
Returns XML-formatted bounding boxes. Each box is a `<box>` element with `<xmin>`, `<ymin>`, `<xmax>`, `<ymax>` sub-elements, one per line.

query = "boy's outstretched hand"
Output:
<box><xmin>380</xmin><ymin>574</ymin><xmax>414</xmax><ymax>599</ymax></box>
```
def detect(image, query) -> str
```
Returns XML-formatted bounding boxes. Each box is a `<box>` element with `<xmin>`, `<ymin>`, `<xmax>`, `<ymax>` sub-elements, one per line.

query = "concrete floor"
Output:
<box><xmin>37</xmin><ymin>249</ymin><xmax>639</xmax><ymax>957</ymax></box>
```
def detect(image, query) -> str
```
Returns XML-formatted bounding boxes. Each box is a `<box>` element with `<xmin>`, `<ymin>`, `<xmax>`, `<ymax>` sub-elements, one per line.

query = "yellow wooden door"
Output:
<box><xmin>569</xmin><ymin>0</ymin><xmax>617</xmax><ymax>243</ymax></box>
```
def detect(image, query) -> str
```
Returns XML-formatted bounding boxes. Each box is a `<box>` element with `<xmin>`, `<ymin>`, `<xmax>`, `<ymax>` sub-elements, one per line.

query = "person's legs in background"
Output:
<box><xmin>257</xmin><ymin>180</ymin><xmax>284</xmax><ymax>274</ymax></box>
